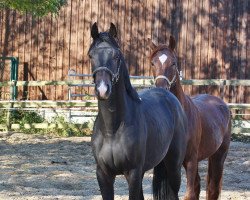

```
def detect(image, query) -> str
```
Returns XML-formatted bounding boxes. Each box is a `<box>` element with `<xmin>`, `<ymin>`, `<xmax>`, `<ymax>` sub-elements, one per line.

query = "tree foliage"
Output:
<box><xmin>0</xmin><ymin>0</ymin><xmax>67</xmax><ymax>17</ymax></box>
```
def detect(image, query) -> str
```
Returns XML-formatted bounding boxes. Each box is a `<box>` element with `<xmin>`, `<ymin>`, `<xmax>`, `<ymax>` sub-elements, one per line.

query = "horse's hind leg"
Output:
<box><xmin>166</xmin><ymin>163</ymin><xmax>182</xmax><ymax>200</ymax></box>
<box><xmin>96</xmin><ymin>165</ymin><xmax>115</xmax><ymax>200</ymax></box>
<box><xmin>206</xmin><ymin>136</ymin><xmax>230</xmax><ymax>200</ymax></box>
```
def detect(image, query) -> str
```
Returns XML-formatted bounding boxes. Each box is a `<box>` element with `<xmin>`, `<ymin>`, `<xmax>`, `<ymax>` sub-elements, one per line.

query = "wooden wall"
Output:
<box><xmin>0</xmin><ymin>0</ymin><xmax>249</xmax><ymax>103</ymax></box>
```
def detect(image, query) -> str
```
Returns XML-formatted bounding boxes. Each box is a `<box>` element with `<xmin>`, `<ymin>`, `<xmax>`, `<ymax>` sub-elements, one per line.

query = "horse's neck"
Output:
<box><xmin>98</xmin><ymin>84</ymin><xmax>131</xmax><ymax>135</ymax></box>
<box><xmin>170</xmin><ymin>78</ymin><xmax>186</xmax><ymax>106</ymax></box>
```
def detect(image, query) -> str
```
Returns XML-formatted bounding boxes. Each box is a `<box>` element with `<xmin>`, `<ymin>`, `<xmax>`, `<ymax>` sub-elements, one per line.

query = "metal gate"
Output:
<box><xmin>0</xmin><ymin>57</ymin><xmax>19</xmax><ymax>100</ymax></box>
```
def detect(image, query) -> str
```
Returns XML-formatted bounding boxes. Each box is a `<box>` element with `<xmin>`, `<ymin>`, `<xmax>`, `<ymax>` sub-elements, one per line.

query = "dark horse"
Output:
<box><xmin>149</xmin><ymin>36</ymin><xmax>231</xmax><ymax>200</ymax></box>
<box><xmin>90</xmin><ymin>23</ymin><xmax>188</xmax><ymax>200</ymax></box>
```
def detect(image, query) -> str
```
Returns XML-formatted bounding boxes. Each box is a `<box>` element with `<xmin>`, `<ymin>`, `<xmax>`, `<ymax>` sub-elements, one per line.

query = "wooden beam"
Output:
<box><xmin>0</xmin><ymin>101</ymin><xmax>249</xmax><ymax>110</ymax></box>
<box><xmin>228</xmin><ymin>103</ymin><xmax>250</xmax><ymax>109</ymax></box>
<box><xmin>1</xmin><ymin>79</ymin><xmax>250</xmax><ymax>87</ymax></box>
<box><xmin>0</xmin><ymin>100</ymin><xmax>98</xmax><ymax>108</ymax></box>
<box><xmin>0</xmin><ymin>121</ymin><xmax>249</xmax><ymax>134</ymax></box>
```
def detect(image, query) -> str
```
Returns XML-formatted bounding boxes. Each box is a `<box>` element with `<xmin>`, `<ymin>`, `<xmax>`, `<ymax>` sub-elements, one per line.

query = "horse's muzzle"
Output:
<box><xmin>155</xmin><ymin>78</ymin><xmax>170</xmax><ymax>90</ymax></box>
<box><xmin>95</xmin><ymin>80</ymin><xmax>111</xmax><ymax>100</ymax></box>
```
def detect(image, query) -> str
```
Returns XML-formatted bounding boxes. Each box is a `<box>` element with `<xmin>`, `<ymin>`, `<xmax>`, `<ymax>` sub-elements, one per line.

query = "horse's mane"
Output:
<box><xmin>120</xmin><ymin>56</ymin><xmax>141</xmax><ymax>103</ymax></box>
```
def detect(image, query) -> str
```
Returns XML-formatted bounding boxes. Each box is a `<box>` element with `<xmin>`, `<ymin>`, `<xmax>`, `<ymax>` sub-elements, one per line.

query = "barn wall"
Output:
<box><xmin>0</xmin><ymin>0</ymin><xmax>249</xmax><ymax>102</ymax></box>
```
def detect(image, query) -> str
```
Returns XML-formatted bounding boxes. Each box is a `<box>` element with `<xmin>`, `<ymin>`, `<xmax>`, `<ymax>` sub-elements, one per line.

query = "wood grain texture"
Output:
<box><xmin>0</xmin><ymin>0</ymin><xmax>248</xmax><ymax>103</ymax></box>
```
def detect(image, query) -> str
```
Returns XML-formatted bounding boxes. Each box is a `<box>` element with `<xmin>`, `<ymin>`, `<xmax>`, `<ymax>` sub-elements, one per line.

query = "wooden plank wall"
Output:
<box><xmin>0</xmin><ymin>0</ymin><xmax>249</xmax><ymax>103</ymax></box>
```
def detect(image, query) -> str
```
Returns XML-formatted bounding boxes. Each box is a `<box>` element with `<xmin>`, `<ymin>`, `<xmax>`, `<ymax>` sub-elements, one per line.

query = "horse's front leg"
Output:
<box><xmin>96</xmin><ymin>165</ymin><xmax>115</xmax><ymax>200</ymax></box>
<box><xmin>183</xmin><ymin>157</ymin><xmax>199</xmax><ymax>200</ymax></box>
<box><xmin>125</xmin><ymin>168</ymin><xmax>144</xmax><ymax>200</ymax></box>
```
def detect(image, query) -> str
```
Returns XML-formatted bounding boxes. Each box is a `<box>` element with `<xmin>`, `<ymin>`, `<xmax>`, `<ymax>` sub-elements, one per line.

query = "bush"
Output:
<box><xmin>0</xmin><ymin>109</ymin><xmax>92</xmax><ymax>137</ymax></box>
<box><xmin>49</xmin><ymin>116</ymin><xmax>92</xmax><ymax>137</ymax></box>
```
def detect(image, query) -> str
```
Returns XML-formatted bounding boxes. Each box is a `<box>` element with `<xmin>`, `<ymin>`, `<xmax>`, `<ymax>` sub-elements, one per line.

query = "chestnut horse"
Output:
<box><xmin>149</xmin><ymin>36</ymin><xmax>231</xmax><ymax>200</ymax></box>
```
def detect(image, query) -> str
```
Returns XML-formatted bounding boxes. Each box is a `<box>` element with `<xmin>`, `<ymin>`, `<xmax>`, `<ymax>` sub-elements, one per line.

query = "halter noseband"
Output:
<box><xmin>155</xmin><ymin>63</ymin><xmax>179</xmax><ymax>89</ymax></box>
<box><xmin>92</xmin><ymin>53</ymin><xmax>121</xmax><ymax>85</ymax></box>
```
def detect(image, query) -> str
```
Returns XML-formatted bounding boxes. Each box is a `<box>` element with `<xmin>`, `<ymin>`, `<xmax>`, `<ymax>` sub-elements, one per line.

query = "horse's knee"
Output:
<box><xmin>184</xmin><ymin>194</ymin><xmax>198</xmax><ymax>200</ymax></box>
<box><xmin>194</xmin><ymin>172</ymin><xmax>201</xmax><ymax>199</ymax></box>
<box><xmin>207</xmin><ymin>185</ymin><xmax>221</xmax><ymax>200</ymax></box>
<box><xmin>206</xmin><ymin>156</ymin><xmax>225</xmax><ymax>200</ymax></box>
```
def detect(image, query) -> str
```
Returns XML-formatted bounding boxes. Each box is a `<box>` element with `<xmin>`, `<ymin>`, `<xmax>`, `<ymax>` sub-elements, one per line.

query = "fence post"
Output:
<box><xmin>6</xmin><ymin>102</ymin><xmax>14</xmax><ymax>131</ymax></box>
<box><xmin>220</xmin><ymin>79</ymin><xmax>226</xmax><ymax>100</ymax></box>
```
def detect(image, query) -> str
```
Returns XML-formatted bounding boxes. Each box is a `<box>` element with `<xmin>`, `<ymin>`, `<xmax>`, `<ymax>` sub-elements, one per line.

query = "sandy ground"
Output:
<box><xmin>0</xmin><ymin>132</ymin><xmax>249</xmax><ymax>200</ymax></box>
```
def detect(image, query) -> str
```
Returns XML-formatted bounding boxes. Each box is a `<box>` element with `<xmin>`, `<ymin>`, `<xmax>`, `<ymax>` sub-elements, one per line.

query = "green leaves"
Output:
<box><xmin>0</xmin><ymin>0</ymin><xmax>67</xmax><ymax>17</ymax></box>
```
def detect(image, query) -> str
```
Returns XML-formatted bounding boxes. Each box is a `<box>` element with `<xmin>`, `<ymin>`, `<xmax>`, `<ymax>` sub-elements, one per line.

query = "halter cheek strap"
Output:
<box><xmin>154</xmin><ymin>64</ymin><xmax>179</xmax><ymax>89</ymax></box>
<box><xmin>92</xmin><ymin>56</ymin><xmax>121</xmax><ymax>85</ymax></box>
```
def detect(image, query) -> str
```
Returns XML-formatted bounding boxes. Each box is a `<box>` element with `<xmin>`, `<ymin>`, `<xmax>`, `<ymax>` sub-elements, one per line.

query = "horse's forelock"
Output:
<box><xmin>98</xmin><ymin>32</ymin><xmax>120</xmax><ymax>48</ymax></box>
<box><xmin>149</xmin><ymin>44</ymin><xmax>171</xmax><ymax>61</ymax></box>
<box><xmin>89</xmin><ymin>32</ymin><xmax>120</xmax><ymax>55</ymax></box>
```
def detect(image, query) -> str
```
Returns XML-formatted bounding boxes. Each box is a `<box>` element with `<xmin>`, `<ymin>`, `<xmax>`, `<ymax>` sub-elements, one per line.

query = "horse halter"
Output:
<box><xmin>154</xmin><ymin>63</ymin><xmax>179</xmax><ymax>89</ymax></box>
<box><xmin>92</xmin><ymin>51</ymin><xmax>122</xmax><ymax>85</ymax></box>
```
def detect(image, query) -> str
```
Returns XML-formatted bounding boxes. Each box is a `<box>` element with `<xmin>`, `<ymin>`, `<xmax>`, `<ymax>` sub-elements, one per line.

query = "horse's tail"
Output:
<box><xmin>153</xmin><ymin>161</ymin><xmax>176</xmax><ymax>200</ymax></box>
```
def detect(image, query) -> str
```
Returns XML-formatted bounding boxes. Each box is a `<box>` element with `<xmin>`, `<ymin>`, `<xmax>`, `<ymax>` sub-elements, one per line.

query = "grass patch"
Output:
<box><xmin>0</xmin><ymin>109</ymin><xmax>93</xmax><ymax>137</ymax></box>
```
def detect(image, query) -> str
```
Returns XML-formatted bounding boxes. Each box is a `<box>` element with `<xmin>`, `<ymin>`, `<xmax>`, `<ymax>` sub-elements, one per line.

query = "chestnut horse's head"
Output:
<box><xmin>149</xmin><ymin>36</ymin><xmax>180</xmax><ymax>90</ymax></box>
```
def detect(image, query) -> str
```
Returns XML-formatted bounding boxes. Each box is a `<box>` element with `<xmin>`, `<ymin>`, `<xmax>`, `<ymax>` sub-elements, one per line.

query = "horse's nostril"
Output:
<box><xmin>106</xmin><ymin>84</ymin><xmax>110</xmax><ymax>94</ymax></box>
<box><xmin>95</xmin><ymin>80</ymin><xmax>112</xmax><ymax>100</ymax></box>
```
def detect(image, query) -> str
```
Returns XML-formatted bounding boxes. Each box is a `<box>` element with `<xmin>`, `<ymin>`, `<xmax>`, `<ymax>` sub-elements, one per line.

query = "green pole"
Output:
<box><xmin>13</xmin><ymin>57</ymin><xmax>18</xmax><ymax>100</ymax></box>
<box><xmin>9</xmin><ymin>57</ymin><xmax>18</xmax><ymax>100</ymax></box>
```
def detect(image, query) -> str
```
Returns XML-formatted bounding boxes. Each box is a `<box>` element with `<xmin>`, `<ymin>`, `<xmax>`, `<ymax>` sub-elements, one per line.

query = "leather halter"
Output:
<box><xmin>155</xmin><ymin>63</ymin><xmax>179</xmax><ymax>89</ymax></box>
<box><xmin>92</xmin><ymin>52</ymin><xmax>121</xmax><ymax>85</ymax></box>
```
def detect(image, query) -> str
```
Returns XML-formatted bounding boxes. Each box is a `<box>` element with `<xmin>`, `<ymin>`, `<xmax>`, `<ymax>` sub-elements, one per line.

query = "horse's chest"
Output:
<box><xmin>99</xmin><ymin>141</ymin><xmax>127</xmax><ymax>168</ymax></box>
<box><xmin>94</xmin><ymin>127</ymin><xmax>143</xmax><ymax>173</ymax></box>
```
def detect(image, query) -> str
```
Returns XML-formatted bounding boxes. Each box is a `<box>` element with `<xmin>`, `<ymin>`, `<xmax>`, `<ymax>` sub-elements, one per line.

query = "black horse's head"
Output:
<box><xmin>89</xmin><ymin>22</ymin><xmax>140</xmax><ymax>102</ymax></box>
<box><xmin>88</xmin><ymin>22</ymin><xmax>121</xmax><ymax>100</ymax></box>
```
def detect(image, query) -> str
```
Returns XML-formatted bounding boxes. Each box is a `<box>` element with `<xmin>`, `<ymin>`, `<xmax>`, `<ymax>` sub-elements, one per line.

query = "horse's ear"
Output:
<box><xmin>169</xmin><ymin>35</ymin><xmax>176</xmax><ymax>50</ymax></box>
<box><xmin>109</xmin><ymin>23</ymin><xmax>117</xmax><ymax>38</ymax></box>
<box><xmin>148</xmin><ymin>38</ymin><xmax>157</xmax><ymax>50</ymax></box>
<box><xmin>91</xmin><ymin>22</ymin><xmax>99</xmax><ymax>39</ymax></box>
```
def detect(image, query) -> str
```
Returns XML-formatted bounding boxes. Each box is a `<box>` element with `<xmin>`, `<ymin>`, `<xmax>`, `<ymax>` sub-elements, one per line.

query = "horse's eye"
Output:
<box><xmin>114</xmin><ymin>54</ymin><xmax>119</xmax><ymax>60</ymax></box>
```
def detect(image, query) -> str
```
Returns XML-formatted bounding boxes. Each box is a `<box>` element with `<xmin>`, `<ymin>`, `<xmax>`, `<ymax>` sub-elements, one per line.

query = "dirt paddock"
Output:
<box><xmin>0</xmin><ymin>132</ymin><xmax>249</xmax><ymax>200</ymax></box>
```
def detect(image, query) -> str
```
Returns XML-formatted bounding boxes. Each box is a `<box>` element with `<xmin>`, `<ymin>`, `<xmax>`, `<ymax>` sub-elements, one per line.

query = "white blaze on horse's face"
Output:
<box><xmin>159</xmin><ymin>54</ymin><xmax>168</xmax><ymax>66</ymax></box>
<box><xmin>97</xmin><ymin>80</ymin><xmax>108</xmax><ymax>98</ymax></box>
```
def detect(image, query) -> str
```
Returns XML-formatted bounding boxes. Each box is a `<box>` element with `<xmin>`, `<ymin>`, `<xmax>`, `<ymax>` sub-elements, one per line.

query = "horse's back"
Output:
<box><xmin>192</xmin><ymin>94</ymin><xmax>230</xmax><ymax>125</ymax></box>
<box><xmin>192</xmin><ymin>94</ymin><xmax>231</xmax><ymax>160</ymax></box>
<box><xmin>139</xmin><ymin>88</ymin><xmax>186</xmax><ymax>130</ymax></box>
